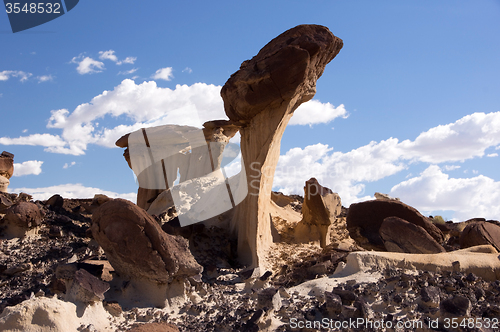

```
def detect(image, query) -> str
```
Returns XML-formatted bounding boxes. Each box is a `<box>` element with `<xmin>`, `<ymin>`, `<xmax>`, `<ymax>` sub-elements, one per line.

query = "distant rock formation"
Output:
<box><xmin>0</xmin><ymin>151</ymin><xmax>14</xmax><ymax>193</ymax></box>
<box><xmin>347</xmin><ymin>199</ymin><xmax>444</xmax><ymax>251</ymax></box>
<box><xmin>294</xmin><ymin>178</ymin><xmax>342</xmax><ymax>248</ymax></box>
<box><xmin>221</xmin><ymin>25</ymin><xmax>343</xmax><ymax>270</ymax></box>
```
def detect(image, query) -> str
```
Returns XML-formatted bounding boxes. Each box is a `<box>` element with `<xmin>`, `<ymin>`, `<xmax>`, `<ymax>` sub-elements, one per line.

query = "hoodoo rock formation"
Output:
<box><xmin>221</xmin><ymin>25</ymin><xmax>343</xmax><ymax>270</ymax></box>
<box><xmin>0</xmin><ymin>152</ymin><xmax>14</xmax><ymax>193</ymax></box>
<box><xmin>294</xmin><ymin>178</ymin><xmax>342</xmax><ymax>248</ymax></box>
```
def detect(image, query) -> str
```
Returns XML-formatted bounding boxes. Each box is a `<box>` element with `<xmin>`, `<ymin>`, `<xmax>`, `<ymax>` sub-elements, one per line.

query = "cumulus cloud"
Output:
<box><xmin>390</xmin><ymin>165</ymin><xmax>500</xmax><ymax>220</ymax></box>
<box><xmin>400</xmin><ymin>112</ymin><xmax>500</xmax><ymax>163</ymax></box>
<box><xmin>487</xmin><ymin>153</ymin><xmax>498</xmax><ymax>157</ymax></box>
<box><xmin>152</xmin><ymin>67</ymin><xmax>174</xmax><ymax>81</ymax></box>
<box><xmin>0</xmin><ymin>70</ymin><xmax>32</xmax><ymax>82</ymax></box>
<box><xmin>99</xmin><ymin>50</ymin><xmax>136</xmax><ymax>65</ymax></box>
<box><xmin>71</xmin><ymin>55</ymin><xmax>105</xmax><ymax>74</ymax></box>
<box><xmin>289</xmin><ymin>101</ymin><xmax>348</xmax><ymax>126</ymax></box>
<box><xmin>182</xmin><ymin>67</ymin><xmax>193</xmax><ymax>74</ymax></box>
<box><xmin>274</xmin><ymin>112</ymin><xmax>500</xmax><ymax>208</ymax></box>
<box><xmin>12</xmin><ymin>183</ymin><xmax>136</xmax><ymax>202</ymax></box>
<box><xmin>37</xmin><ymin>75</ymin><xmax>53</xmax><ymax>83</ymax></box>
<box><xmin>12</xmin><ymin>160</ymin><xmax>43</xmax><ymax>177</ymax></box>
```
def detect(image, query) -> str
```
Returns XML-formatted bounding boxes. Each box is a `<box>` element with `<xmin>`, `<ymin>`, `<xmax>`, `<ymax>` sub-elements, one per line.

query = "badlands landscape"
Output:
<box><xmin>1</xmin><ymin>25</ymin><xmax>500</xmax><ymax>332</ymax></box>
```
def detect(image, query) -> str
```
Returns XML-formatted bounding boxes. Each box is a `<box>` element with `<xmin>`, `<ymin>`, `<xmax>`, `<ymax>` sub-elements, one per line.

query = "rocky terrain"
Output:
<box><xmin>2</xmin><ymin>24</ymin><xmax>500</xmax><ymax>331</ymax></box>
<box><xmin>1</xmin><ymin>191</ymin><xmax>500</xmax><ymax>331</ymax></box>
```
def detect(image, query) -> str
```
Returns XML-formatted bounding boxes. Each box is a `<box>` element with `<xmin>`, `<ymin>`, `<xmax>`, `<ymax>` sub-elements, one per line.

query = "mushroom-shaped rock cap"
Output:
<box><xmin>221</xmin><ymin>24</ymin><xmax>343</xmax><ymax>124</ymax></box>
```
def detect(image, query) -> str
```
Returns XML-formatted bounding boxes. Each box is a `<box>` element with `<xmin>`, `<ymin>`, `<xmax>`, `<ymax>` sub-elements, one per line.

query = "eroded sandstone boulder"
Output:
<box><xmin>346</xmin><ymin>199</ymin><xmax>444</xmax><ymax>251</ymax></box>
<box><xmin>294</xmin><ymin>178</ymin><xmax>342</xmax><ymax>248</ymax></box>
<box><xmin>91</xmin><ymin>199</ymin><xmax>202</xmax><ymax>283</ymax></box>
<box><xmin>459</xmin><ymin>221</ymin><xmax>500</xmax><ymax>251</ymax></box>
<box><xmin>0</xmin><ymin>152</ymin><xmax>14</xmax><ymax>193</ymax></box>
<box><xmin>91</xmin><ymin>199</ymin><xmax>203</xmax><ymax>308</ymax></box>
<box><xmin>379</xmin><ymin>216</ymin><xmax>446</xmax><ymax>254</ymax></box>
<box><xmin>222</xmin><ymin>25</ymin><xmax>343</xmax><ymax>269</ymax></box>
<box><xmin>1</xmin><ymin>202</ymin><xmax>43</xmax><ymax>238</ymax></box>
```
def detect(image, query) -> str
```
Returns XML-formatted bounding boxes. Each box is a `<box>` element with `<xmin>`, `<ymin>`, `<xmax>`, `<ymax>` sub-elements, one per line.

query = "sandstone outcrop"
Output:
<box><xmin>293</xmin><ymin>178</ymin><xmax>341</xmax><ymax>248</ymax></box>
<box><xmin>91</xmin><ymin>198</ymin><xmax>202</xmax><ymax>307</ymax></box>
<box><xmin>222</xmin><ymin>25</ymin><xmax>343</xmax><ymax>270</ymax></box>
<box><xmin>346</xmin><ymin>199</ymin><xmax>444</xmax><ymax>251</ymax></box>
<box><xmin>379</xmin><ymin>216</ymin><xmax>446</xmax><ymax>254</ymax></box>
<box><xmin>0</xmin><ymin>151</ymin><xmax>14</xmax><ymax>193</ymax></box>
<box><xmin>459</xmin><ymin>221</ymin><xmax>500</xmax><ymax>251</ymax></box>
<box><xmin>1</xmin><ymin>202</ymin><xmax>44</xmax><ymax>238</ymax></box>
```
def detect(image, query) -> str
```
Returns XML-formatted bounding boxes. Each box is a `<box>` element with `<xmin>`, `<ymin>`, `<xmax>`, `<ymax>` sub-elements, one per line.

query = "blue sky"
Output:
<box><xmin>1</xmin><ymin>0</ymin><xmax>499</xmax><ymax>221</ymax></box>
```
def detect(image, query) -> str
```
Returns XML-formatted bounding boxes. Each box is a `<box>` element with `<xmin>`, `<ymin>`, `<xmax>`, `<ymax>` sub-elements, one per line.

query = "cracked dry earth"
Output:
<box><xmin>2</xmin><ymin>198</ymin><xmax>500</xmax><ymax>332</ymax></box>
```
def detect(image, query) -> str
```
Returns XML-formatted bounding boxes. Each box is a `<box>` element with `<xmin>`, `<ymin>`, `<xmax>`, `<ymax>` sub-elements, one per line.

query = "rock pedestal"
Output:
<box><xmin>0</xmin><ymin>151</ymin><xmax>14</xmax><ymax>193</ymax></box>
<box><xmin>294</xmin><ymin>178</ymin><xmax>341</xmax><ymax>248</ymax></box>
<box><xmin>221</xmin><ymin>25</ymin><xmax>343</xmax><ymax>270</ymax></box>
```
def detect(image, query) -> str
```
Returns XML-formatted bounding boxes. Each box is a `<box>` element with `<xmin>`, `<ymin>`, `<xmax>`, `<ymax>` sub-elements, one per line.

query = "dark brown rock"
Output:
<box><xmin>66</xmin><ymin>269</ymin><xmax>110</xmax><ymax>303</ymax></box>
<box><xmin>441</xmin><ymin>295</ymin><xmax>471</xmax><ymax>316</ymax></box>
<box><xmin>346</xmin><ymin>199</ymin><xmax>444</xmax><ymax>251</ymax></box>
<box><xmin>0</xmin><ymin>193</ymin><xmax>13</xmax><ymax>213</ymax></box>
<box><xmin>91</xmin><ymin>199</ymin><xmax>202</xmax><ymax>283</ymax></box>
<box><xmin>3</xmin><ymin>202</ymin><xmax>43</xmax><ymax>229</ymax></box>
<box><xmin>380</xmin><ymin>216</ymin><xmax>446</xmax><ymax>254</ymax></box>
<box><xmin>459</xmin><ymin>221</ymin><xmax>500</xmax><ymax>251</ymax></box>
<box><xmin>45</xmin><ymin>194</ymin><xmax>64</xmax><ymax>209</ymax></box>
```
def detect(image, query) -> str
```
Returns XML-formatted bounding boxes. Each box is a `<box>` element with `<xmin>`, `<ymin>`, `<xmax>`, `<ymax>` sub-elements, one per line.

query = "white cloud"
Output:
<box><xmin>12</xmin><ymin>183</ymin><xmax>136</xmax><ymax>202</ymax></box>
<box><xmin>274</xmin><ymin>141</ymin><xmax>404</xmax><ymax>204</ymax></box>
<box><xmin>152</xmin><ymin>67</ymin><xmax>174</xmax><ymax>81</ymax></box>
<box><xmin>71</xmin><ymin>56</ymin><xmax>105</xmax><ymax>74</ymax></box>
<box><xmin>12</xmin><ymin>160</ymin><xmax>43</xmax><ymax>177</ymax></box>
<box><xmin>289</xmin><ymin>101</ymin><xmax>348</xmax><ymax>126</ymax></box>
<box><xmin>0</xmin><ymin>133</ymin><xmax>67</xmax><ymax>150</ymax></box>
<box><xmin>274</xmin><ymin>112</ymin><xmax>500</xmax><ymax>207</ymax></box>
<box><xmin>390</xmin><ymin>165</ymin><xmax>500</xmax><ymax>220</ymax></box>
<box><xmin>98</xmin><ymin>50</ymin><xmax>118</xmax><ymax>62</ymax></box>
<box><xmin>119</xmin><ymin>57</ymin><xmax>136</xmax><ymax>65</ymax></box>
<box><xmin>37</xmin><ymin>75</ymin><xmax>53</xmax><ymax>83</ymax></box>
<box><xmin>63</xmin><ymin>161</ymin><xmax>76</xmax><ymax>169</ymax></box>
<box><xmin>182</xmin><ymin>67</ymin><xmax>193</xmax><ymax>74</ymax></box>
<box><xmin>487</xmin><ymin>153</ymin><xmax>498</xmax><ymax>157</ymax></box>
<box><xmin>401</xmin><ymin>112</ymin><xmax>500</xmax><ymax>163</ymax></box>
<box><xmin>118</xmin><ymin>68</ymin><xmax>138</xmax><ymax>75</ymax></box>
<box><xmin>0</xmin><ymin>70</ymin><xmax>32</xmax><ymax>82</ymax></box>
<box><xmin>99</xmin><ymin>50</ymin><xmax>136</xmax><ymax>65</ymax></box>
<box><xmin>443</xmin><ymin>165</ymin><xmax>461</xmax><ymax>171</ymax></box>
